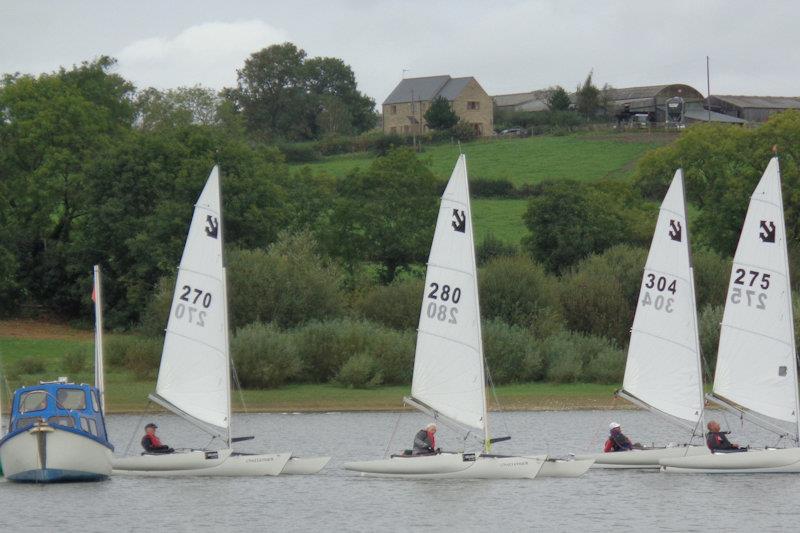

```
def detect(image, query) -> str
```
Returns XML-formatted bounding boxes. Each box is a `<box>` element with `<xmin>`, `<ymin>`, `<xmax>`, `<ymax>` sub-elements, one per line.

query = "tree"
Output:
<box><xmin>227</xmin><ymin>43</ymin><xmax>375</xmax><ymax>140</ymax></box>
<box><xmin>575</xmin><ymin>70</ymin><xmax>600</xmax><ymax>118</ymax></box>
<box><xmin>547</xmin><ymin>86</ymin><xmax>571</xmax><ymax>111</ymax></box>
<box><xmin>424</xmin><ymin>96</ymin><xmax>458</xmax><ymax>130</ymax></box>
<box><xmin>135</xmin><ymin>85</ymin><xmax>224</xmax><ymax>131</ymax></box>
<box><xmin>320</xmin><ymin>149</ymin><xmax>438</xmax><ymax>282</ymax></box>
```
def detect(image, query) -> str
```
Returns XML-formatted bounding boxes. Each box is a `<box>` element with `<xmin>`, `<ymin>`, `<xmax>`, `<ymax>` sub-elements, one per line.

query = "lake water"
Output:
<box><xmin>2</xmin><ymin>409</ymin><xmax>799</xmax><ymax>532</ymax></box>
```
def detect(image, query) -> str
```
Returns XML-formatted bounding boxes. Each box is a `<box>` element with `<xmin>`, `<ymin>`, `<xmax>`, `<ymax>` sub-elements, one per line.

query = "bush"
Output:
<box><xmin>12</xmin><ymin>356</ymin><xmax>46</xmax><ymax>376</ymax></box>
<box><xmin>482</xmin><ymin>319</ymin><xmax>542</xmax><ymax>383</ymax></box>
<box><xmin>227</xmin><ymin>231</ymin><xmax>345</xmax><ymax>329</ymax></box>
<box><xmin>278</xmin><ymin>142</ymin><xmax>321</xmax><ymax>163</ymax></box>
<box><xmin>476</xmin><ymin>234</ymin><xmax>518</xmax><ymax>267</ymax></box>
<box><xmin>318</xmin><ymin>134</ymin><xmax>354</xmax><ymax>156</ymax></box>
<box><xmin>479</xmin><ymin>255</ymin><xmax>562</xmax><ymax>335</ymax></box>
<box><xmin>139</xmin><ymin>275</ymin><xmax>174</xmax><ymax>336</ymax></box>
<box><xmin>698</xmin><ymin>304</ymin><xmax>723</xmax><ymax>381</ymax></box>
<box><xmin>449</xmin><ymin>121</ymin><xmax>478</xmax><ymax>142</ymax></box>
<box><xmin>106</xmin><ymin>335</ymin><xmax>162</xmax><ymax>378</ymax></box>
<box><xmin>231</xmin><ymin>323</ymin><xmax>302</xmax><ymax>388</ymax></box>
<box><xmin>693</xmin><ymin>248</ymin><xmax>730</xmax><ymax>309</ymax></box>
<box><xmin>336</xmin><ymin>351</ymin><xmax>383</xmax><ymax>388</ymax></box>
<box><xmin>584</xmin><ymin>346</ymin><xmax>626</xmax><ymax>383</ymax></box>
<box><xmin>559</xmin><ymin>245</ymin><xmax>647</xmax><ymax>345</ymax></box>
<box><xmin>470</xmin><ymin>178</ymin><xmax>515</xmax><ymax>198</ymax></box>
<box><xmin>352</xmin><ymin>277</ymin><xmax>423</xmax><ymax>330</ymax></box>
<box><xmin>62</xmin><ymin>346</ymin><xmax>88</xmax><ymax>375</ymax></box>
<box><xmin>292</xmin><ymin>318</ymin><xmax>414</xmax><ymax>384</ymax></box>
<box><xmin>539</xmin><ymin>330</ymin><xmax>623</xmax><ymax>383</ymax></box>
<box><xmin>372</xmin><ymin>133</ymin><xmax>405</xmax><ymax>156</ymax></box>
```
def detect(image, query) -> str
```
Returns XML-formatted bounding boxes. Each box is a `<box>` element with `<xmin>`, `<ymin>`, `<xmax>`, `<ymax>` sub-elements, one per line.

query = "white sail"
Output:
<box><xmin>93</xmin><ymin>265</ymin><xmax>106</xmax><ymax>412</ymax></box>
<box><xmin>154</xmin><ymin>166</ymin><xmax>230</xmax><ymax>433</ymax></box>
<box><xmin>622</xmin><ymin>169</ymin><xmax>704</xmax><ymax>424</ymax></box>
<box><xmin>410</xmin><ymin>154</ymin><xmax>487</xmax><ymax>432</ymax></box>
<box><xmin>713</xmin><ymin>157</ymin><xmax>799</xmax><ymax>424</ymax></box>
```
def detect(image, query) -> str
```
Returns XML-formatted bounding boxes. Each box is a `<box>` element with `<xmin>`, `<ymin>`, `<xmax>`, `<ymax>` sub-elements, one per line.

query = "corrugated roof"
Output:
<box><xmin>493</xmin><ymin>90</ymin><xmax>551</xmax><ymax>108</ymax></box>
<box><xmin>684</xmin><ymin>108</ymin><xmax>747</xmax><ymax>124</ymax></box>
<box><xmin>604</xmin><ymin>85</ymin><xmax>671</xmax><ymax>101</ymax></box>
<box><xmin>712</xmin><ymin>95</ymin><xmax>800</xmax><ymax>109</ymax></box>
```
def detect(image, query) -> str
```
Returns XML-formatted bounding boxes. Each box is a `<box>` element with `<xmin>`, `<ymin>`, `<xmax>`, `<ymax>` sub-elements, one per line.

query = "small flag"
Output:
<box><xmin>91</xmin><ymin>286</ymin><xmax>96</xmax><ymax>303</ymax></box>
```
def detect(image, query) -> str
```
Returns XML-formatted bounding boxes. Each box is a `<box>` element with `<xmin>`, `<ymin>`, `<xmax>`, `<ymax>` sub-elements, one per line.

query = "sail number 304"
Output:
<box><xmin>175</xmin><ymin>285</ymin><xmax>212</xmax><ymax>327</ymax></box>
<box><xmin>641</xmin><ymin>273</ymin><xmax>676</xmax><ymax>313</ymax></box>
<box><xmin>426</xmin><ymin>282</ymin><xmax>460</xmax><ymax>324</ymax></box>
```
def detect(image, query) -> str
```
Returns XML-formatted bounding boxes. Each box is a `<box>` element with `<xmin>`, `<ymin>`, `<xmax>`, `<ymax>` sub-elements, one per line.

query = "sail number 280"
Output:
<box><xmin>426</xmin><ymin>282</ymin><xmax>460</xmax><ymax>324</ymax></box>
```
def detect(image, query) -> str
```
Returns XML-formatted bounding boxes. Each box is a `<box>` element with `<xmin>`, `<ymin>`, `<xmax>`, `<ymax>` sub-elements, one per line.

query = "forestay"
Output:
<box><xmin>713</xmin><ymin>157</ymin><xmax>799</xmax><ymax>424</ymax></box>
<box><xmin>154</xmin><ymin>166</ymin><xmax>230</xmax><ymax>433</ymax></box>
<box><xmin>623</xmin><ymin>170</ymin><xmax>704</xmax><ymax>424</ymax></box>
<box><xmin>410</xmin><ymin>155</ymin><xmax>487</xmax><ymax>432</ymax></box>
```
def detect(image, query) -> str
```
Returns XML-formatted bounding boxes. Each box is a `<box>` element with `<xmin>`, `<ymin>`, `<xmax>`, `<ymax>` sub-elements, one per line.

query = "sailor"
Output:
<box><xmin>413</xmin><ymin>423</ymin><xmax>439</xmax><ymax>455</ymax></box>
<box><xmin>706</xmin><ymin>420</ymin><xmax>741</xmax><ymax>451</ymax></box>
<box><xmin>603</xmin><ymin>422</ymin><xmax>634</xmax><ymax>452</ymax></box>
<box><xmin>141</xmin><ymin>423</ymin><xmax>174</xmax><ymax>454</ymax></box>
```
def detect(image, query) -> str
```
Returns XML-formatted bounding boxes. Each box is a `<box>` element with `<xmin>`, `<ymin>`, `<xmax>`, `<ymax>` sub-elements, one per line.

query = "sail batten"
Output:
<box><xmin>155</xmin><ymin>166</ymin><xmax>231</xmax><ymax>431</ymax></box>
<box><xmin>622</xmin><ymin>169</ymin><xmax>704</xmax><ymax>424</ymax></box>
<box><xmin>712</xmin><ymin>157</ymin><xmax>799</xmax><ymax>427</ymax></box>
<box><xmin>411</xmin><ymin>155</ymin><xmax>487</xmax><ymax>433</ymax></box>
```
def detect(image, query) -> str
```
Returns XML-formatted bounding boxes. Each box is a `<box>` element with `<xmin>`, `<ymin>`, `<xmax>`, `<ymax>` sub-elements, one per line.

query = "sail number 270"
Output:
<box><xmin>730</xmin><ymin>268</ymin><xmax>768</xmax><ymax>310</ymax></box>
<box><xmin>426</xmin><ymin>282</ymin><xmax>461</xmax><ymax>324</ymax></box>
<box><xmin>175</xmin><ymin>285</ymin><xmax>212</xmax><ymax>327</ymax></box>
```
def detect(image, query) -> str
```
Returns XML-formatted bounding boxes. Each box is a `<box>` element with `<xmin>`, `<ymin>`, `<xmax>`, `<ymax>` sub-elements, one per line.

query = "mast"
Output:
<box><xmin>218</xmin><ymin>166</ymin><xmax>232</xmax><ymax>449</ymax></box>
<box><xmin>93</xmin><ymin>264</ymin><xmax>106</xmax><ymax>412</ymax></box>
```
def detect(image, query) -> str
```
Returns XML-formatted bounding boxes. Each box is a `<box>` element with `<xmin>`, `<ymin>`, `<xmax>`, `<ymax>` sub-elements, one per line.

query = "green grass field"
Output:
<box><xmin>293</xmin><ymin>133</ymin><xmax>672</xmax><ymax>185</ymax></box>
<box><xmin>0</xmin><ymin>329</ymin><xmax>622</xmax><ymax>413</ymax></box>
<box><xmin>472</xmin><ymin>198</ymin><xmax>529</xmax><ymax>244</ymax></box>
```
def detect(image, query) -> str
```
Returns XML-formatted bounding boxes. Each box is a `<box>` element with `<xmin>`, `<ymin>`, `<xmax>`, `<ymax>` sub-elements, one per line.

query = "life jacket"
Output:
<box><xmin>144</xmin><ymin>433</ymin><xmax>163</xmax><ymax>447</ymax></box>
<box><xmin>427</xmin><ymin>430</ymin><xmax>435</xmax><ymax>450</ymax></box>
<box><xmin>604</xmin><ymin>430</ymin><xmax>632</xmax><ymax>452</ymax></box>
<box><xmin>706</xmin><ymin>431</ymin><xmax>734</xmax><ymax>450</ymax></box>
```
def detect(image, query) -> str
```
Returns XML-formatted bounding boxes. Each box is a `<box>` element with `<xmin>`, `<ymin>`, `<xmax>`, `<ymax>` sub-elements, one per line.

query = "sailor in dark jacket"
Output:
<box><xmin>141</xmin><ymin>423</ymin><xmax>174</xmax><ymax>454</ymax></box>
<box><xmin>604</xmin><ymin>422</ymin><xmax>634</xmax><ymax>452</ymax></box>
<box><xmin>706</xmin><ymin>420</ymin><xmax>741</xmax><ymax>451</ymax></box>
<box><xmin>413</xmin><ymin>423</ymin><xmax>438</xmax><ymax>455</ymax></box>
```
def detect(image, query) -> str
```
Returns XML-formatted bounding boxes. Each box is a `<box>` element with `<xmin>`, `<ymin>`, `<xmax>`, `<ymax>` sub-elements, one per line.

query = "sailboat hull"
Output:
<box><xmin>575</xmin><ymin>445</ymin><xmax>709</xmax><ymax>469</ymax></box>
<box><xmin>280</xmin><ymin>455</ymin><xmax>331</xmax><ymax>475</ymax></box>
<box><xmin>0</xmin><ymin>426</ymin><xmax>112</xmax><ymax>483</ymax></box>
<box><xmin>537</xmin><ymin>457</ymin><xmax>594</xmax><ymax>477</ymax></box>
<box><xmin>344</xmin><ymin>452</ymin><xmax>547</xmax><ymax>479</ymax></box>
<box><xmin>660</xmin><ymin>447</ymin><xmax>800</xmax><ymax>473</ymax></box>
<box><xmin>112</xmin><ymin>448</ymin><xmax>291</xmax><ymax>476</ymax></box>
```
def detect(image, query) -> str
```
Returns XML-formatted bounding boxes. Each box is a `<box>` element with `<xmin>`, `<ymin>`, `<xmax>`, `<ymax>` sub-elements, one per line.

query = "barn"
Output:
<box><xmin>709</xmin><ymin>95</ymin><xmax>800</xmax><ymax>122</ymax></box>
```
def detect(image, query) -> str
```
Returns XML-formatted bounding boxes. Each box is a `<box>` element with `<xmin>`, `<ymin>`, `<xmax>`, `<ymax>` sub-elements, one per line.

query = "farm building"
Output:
<box><xmin>493</xmin><ymin>90</ymin><xmax>551</xmax><ymax>112</ymax></box>
<box><xmin>601</xmin><ymin>84</ymin><xmax>705</xmax><ymax>121</ymax></box>
<box><xmin>709</xmin><ymin>95</ymin><xmax>800</xmax><ymax>122</ymax></box>
<box><xmin>382</xmin><ymin>75</ymin><xmax>493</xmax><ymax>137</ymax></box>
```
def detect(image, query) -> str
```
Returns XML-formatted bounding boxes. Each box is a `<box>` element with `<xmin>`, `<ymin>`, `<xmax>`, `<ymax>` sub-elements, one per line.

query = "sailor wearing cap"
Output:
<box><xmin>141</xmin><ymin>422</ymin><xmax>174</xmax><ymax>454</ymax></box>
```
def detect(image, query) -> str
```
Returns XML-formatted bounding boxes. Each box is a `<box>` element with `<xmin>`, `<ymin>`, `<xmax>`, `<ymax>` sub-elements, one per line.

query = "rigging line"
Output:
<box><xmin>719</xmin><ymin>322</ymin><xmax>793</xmax><ymax>346</ymax></box>
<box><xmin>483</xmin><ymin>354</ymin><xmax>510</xmax><ymax>441</ymax></box>
<box><xmin>425</xmin><ymin>261</ymin><xmax>474</xmax><ymax>277</ymax></box>
<box><xmin>124</xmin><ymin>400</ymin><xmax>152</xmax><ymax>456</ymax></box>
<box><xmin>384</xmin><ymin>409</ymin><xmax>403</xmax><ymax>458</ymax></box>
<box><xmin>629</xmin><ymin>328</ymin><xmax>697</xmax><ymax>352</ymax></box>
<box><xmin>176</xmin><ymin>266</ymin><xmax>223</xmax><ymax>283</ymax></box>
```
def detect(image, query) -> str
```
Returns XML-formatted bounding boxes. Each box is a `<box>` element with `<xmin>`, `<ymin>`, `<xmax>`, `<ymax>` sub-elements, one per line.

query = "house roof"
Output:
<box><xmin>493</xmin><ymin>90</ymin><xmax>551</xmax><ymax>108</ymax></box>
<box><xmin>603</xmin><ymin>85</ymin><xmax>671</xmax><ymax>101</ymax></box>
<box><xmin>711</xmin><ymin>95</ymin><xmax>800</xmax><ymax>109</ymax></box>
<box><xmin>383</xmin><ymin>76</ymin><xmax>475</xmax><ymax>105</ymax></box>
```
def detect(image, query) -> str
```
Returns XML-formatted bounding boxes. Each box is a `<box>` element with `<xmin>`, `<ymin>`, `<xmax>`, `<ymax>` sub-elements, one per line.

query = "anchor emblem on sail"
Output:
<box><xmin>668</xmin><ymin>219</ymin><xmax>682</xmax><ymax>242</ymax></box>
<box><xmin>759</xmin><ymin>220</ymin><xmax>776</xmax><ymax>243</ymax></box>
<box><xmin>205</xmin><ymin>215</ymin><xmax>219</xmax><ymax>239</ymax></box>
<box><xmin>452</xmin><ymin>209</ymin><xmax>466</xmax><ymax>233</ymax></box>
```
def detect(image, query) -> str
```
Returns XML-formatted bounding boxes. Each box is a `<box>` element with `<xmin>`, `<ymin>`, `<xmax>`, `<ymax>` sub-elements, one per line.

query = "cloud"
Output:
<box><xmin>117</xmin><ymin>20</ymin><xmax>288</xmax><ymax>90</ymax></box>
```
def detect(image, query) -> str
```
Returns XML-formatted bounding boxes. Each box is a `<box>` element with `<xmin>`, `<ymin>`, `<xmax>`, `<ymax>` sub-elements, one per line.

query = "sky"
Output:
<box><xmin>1</xmin><ymin>0</ymin><xmax>798</xmax><ymax>105</ymax></box>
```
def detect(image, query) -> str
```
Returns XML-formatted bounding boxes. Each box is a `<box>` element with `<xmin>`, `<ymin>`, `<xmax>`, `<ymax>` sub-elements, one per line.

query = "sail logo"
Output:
<box><xmin>759</xmin><ymin>220</ymin><xmax>776</xmax><ymax>243</ymax></box>
<box><xmin>452</xmin><ymin>209</ymin><xmax>466</xmax><ymax>233</ymax></box>
<box><xmin>668</xmin><ymin>220</ymin><xmax>682</xmax><ymax>242</ymax></box>
<box><xmin>205</xmin><ymin>215</ymin><xmax>219</xmax><ymax>239</ymax></box>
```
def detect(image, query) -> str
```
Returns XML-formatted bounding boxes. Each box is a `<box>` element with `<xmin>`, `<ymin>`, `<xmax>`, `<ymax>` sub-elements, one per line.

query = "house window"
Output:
<box><xmin>467</xmin><ymin>101</ymin><xmax>480</xmax><ymax>110</ymax></box>
<box><xmin>391</xmin><ymin>105</ymin><xmax>397</xmax><ymax>115</ymax></box>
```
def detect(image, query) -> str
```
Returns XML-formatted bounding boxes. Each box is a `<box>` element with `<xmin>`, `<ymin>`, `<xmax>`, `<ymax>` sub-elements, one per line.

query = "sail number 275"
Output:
<box><xmin>426</xmin><ymin>282</ymin><xmax>461</xmax><ymax>324</ymax></box>
<box><xmin>730</xmin><ymin>268</ymin><xmax>768</xmax><ymax>310</ymax></box>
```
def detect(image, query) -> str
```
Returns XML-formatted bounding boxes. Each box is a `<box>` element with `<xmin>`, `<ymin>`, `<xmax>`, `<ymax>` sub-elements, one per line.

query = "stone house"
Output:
<box><xmin>382</xmin><ymin>75</ymin><xmax>493</xmax><ymax>137</ymax></box>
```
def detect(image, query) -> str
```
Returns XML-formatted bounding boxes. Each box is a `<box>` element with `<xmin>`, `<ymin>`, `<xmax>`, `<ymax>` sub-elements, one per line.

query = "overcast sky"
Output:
<box><xmin>1</xmin><ymin>0</ymin><xmax>798</xmax><ymax>105</ymax></box>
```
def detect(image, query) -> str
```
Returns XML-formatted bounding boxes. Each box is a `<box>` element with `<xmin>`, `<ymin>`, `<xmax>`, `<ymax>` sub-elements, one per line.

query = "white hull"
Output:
<box><xmin>344</xmin><ymin>452</ymin><xmax>547</xmax><ymax>479</ymax></box>
<box><xmin>280</xmin><ymin>455</ymin><xmax>331</xmax><ymax>475</ymax></box>
<box><xmin>537</xmin><ymin>457</ymin><xmax>594</xmax><ymax>477</ymax></box>
<box><xmin>112</xmin><ymin>448</ymin><xmax>291</xmax><ymax>477</ymax></box>
<box><xmin>660</xmin><ymin>447</ymin><xmax>800</xmax><ymax>473</ymax></box>
<box><xmin>0</xmin><ymin>427</ymin><xmax>112</xmax><ymax>482</ymax></box>
<box><xmin>575</xmin><ymin>445</ymin><xmax>709</xmax><ymax>469</ymax></box>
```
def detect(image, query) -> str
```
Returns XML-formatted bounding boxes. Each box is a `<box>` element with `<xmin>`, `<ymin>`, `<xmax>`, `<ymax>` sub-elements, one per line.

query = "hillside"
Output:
<box><xmin>292</xmin><ymin>132</ymin><xmax>677</xmax><ymax>244</ymax></box>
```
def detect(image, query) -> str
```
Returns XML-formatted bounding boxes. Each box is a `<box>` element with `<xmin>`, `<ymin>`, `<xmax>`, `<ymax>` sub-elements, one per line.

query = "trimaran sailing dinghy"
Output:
<box><xmin>577</xmin><ymin>169</ymin><xmax>709</xmax><ymax>468</ymax></box>
<box><xmin>661</xmin><ymin>156</ymin><xmax>800</xmax><ymax>473</ymax></box>
<box><xmin>112</xmin><ymin>167</ymin><xmax>329</xmax><ymax>476</ymax></box>
<box><xmin>344</xmin><ymin>155</ymin><xmax>592</xmax><ymax>479</ymax></box>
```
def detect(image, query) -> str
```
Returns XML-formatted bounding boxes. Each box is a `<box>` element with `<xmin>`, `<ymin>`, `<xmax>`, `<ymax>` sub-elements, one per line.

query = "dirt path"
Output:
<box><xmin>0</xmin><ymin>319</ymin><xmax>93</xmax><ymax>340</ymax></box>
